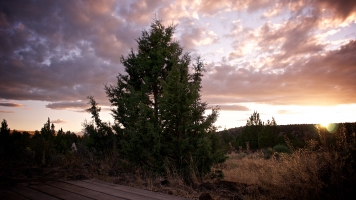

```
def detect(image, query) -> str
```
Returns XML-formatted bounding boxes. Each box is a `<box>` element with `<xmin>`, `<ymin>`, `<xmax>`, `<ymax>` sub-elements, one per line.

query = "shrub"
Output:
<box><xmin>273</xmin><ymin>144</ymin><xmax>291</xmax><ymax>154</ymax></box>
<box><xmin>262</xmin><ymin>148</ymin><xmax>274</xmax><ymax>159</ymax></box>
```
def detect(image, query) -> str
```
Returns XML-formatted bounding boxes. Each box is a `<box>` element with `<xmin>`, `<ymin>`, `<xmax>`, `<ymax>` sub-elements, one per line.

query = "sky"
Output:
<box><xmin>1</xmin><ymin>0</ymin><xmax>356</xmax><ymax>133</ymax></box>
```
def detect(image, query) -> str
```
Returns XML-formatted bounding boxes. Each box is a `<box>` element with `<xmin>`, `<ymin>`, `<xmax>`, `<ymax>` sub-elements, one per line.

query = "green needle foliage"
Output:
<box><xmin>104</xmin><ymin>20</ymin><xmax>225</xmax><ymax>176</ymax></box>
<box><xmin>235</xmin><ymin>111</ymin><xmax>280</xmax><ymax>149</ymax></box>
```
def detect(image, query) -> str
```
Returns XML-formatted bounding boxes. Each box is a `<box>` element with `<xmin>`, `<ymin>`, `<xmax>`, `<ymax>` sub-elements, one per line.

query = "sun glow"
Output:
<box><xmin>319</xmin><ymin>123</ymin><xmax>339</xmax><ymax>133</ymax></box>
<box><xmin>319</xmin><ymin>122</ymin><xmax>330</xmax><ymax>128</ymax></box>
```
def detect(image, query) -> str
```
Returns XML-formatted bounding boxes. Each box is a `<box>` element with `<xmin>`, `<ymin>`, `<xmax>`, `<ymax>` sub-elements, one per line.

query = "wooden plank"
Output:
<box><xmin>66</xmin><ymin>180</ymin><xmax>158</xmax><ymax>200</ymax></box>
<box><xmin>49</xmin><ymin>181</ymin><xmax>127</xmax><ymax>200</ymax></box>
<box><xmin>0</xmin><ymin>189</ymin><xmax>29</xmax><ymax>200</ymax></box>
<box><xmin>29</xmin><ymin>184</ymin><xmax>92</xmax><ymax>200</ymax></box>
<box><xmin>10</xmin><ymin>185</ymin><xmax>59</xmax><ymax>200</ymax></box>
<box><xmin>83</xmin><ymin>179</ymin><xmax>188</xmax><ymax>200</ymax></box>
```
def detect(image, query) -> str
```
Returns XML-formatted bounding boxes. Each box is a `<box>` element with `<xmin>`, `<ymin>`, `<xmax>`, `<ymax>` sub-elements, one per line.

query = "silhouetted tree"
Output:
<box><xmin>41</xmin><ymin>118</ymin><xmax>54</xmax><ymax>141</ymax></box>
<box><xmin>84</xmin><ymin>96</ymin><xmax>116</xmax><ymax>157</ymax></box>
<box><xmin>236</xmin><ymin>112</ymin><xmax>279</xmax><ymax>149</ymax></box>
<box><xmin>258</xmin><ymin>117</ymin><xmax>279</xmax><ymax>148</ymax></box>
<box><xmin>104</xmin><ymin>19</ymin><xmax>224</xmax><ymax>176</ymax></box>
<box><xmin>0</xmin><ymin>119</ymin><xmax>10</xmax><ymax>158</ymax></box>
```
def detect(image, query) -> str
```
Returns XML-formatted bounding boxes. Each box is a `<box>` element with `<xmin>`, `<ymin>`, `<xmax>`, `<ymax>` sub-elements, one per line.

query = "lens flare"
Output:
<box><xmin>320</xmin><ymin>123</ymin><xmax>339</xmax><ymax>133</ymax></box>
<box><xmin>320</xmin><ymin>123</ymin><xmax>330</xmax><ymax>128</ymax></box>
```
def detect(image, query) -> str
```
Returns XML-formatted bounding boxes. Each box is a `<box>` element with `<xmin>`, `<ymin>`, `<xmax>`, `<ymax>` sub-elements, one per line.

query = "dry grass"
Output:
<box><xmin>223</xmin><ymin>152</ymin><xmax>270</xmax><ymax>185</ymax></box>
<box><xmin>223</xmin><ymin>147</ymin><xmax>353</xmax><ymax>199</ymax></box>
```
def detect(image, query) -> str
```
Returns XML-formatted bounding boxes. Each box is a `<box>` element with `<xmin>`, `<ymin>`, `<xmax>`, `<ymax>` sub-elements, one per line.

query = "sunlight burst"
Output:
<box><xmin>319</xmin><ymin>122</ymin><xmax>330</xmax><ymax>128</ymax></box>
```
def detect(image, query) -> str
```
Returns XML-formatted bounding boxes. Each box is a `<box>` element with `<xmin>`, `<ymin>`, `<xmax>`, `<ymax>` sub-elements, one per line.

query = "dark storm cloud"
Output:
<box><xmin>0</xmin><ymin>102</ymin><xmax>24</xmax><ymax>107</ymax></box>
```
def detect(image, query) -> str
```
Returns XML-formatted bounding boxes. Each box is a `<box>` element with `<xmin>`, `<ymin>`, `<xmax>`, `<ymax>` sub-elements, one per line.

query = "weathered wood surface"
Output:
<box><xmin>0</xmin><ymin>179</ymin><xmax>189</xmax><ymax>200</ymax></box>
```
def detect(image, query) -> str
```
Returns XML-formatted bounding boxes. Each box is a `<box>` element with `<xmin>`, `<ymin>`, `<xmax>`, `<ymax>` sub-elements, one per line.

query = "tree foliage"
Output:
<box><xmin>104</xmin><ymin>20</ymin><xmax>225</xmax><ymax>176</ymax></box>
<box><xmin>0</xmin><ymin>119</ymin><xmax>11</xmax><ymax>158</ymax></box>
<box><xmin>83</xmin><ymin>96</ymin><xmax>116</xmax><ymax>157</ymax></box>
<box><xmin>235</xmin><ymin>111</ymin><xmax>279</xmax><ymax>149</ymax></box>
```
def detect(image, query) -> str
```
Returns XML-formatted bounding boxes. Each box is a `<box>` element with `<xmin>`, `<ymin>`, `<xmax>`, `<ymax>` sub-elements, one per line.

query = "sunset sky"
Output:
<box><xmin>1</xmin><ymin>0</ymin><xmax>356</xmax><ymax>133</ymax></box>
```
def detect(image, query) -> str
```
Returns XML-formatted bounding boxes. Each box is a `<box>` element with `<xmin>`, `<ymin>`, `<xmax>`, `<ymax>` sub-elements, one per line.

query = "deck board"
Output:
<box><xmin>66</xmin><ymin>180</ymin><xmax>157</xmax><ymax>200</ymax></box>
<box><xmin>2</xmin><ymin>179</ymin><xmax>189</xmax><ymax>200</ymax></box>
<box><xmin>30</xmin><ymin>184</ymin><xmax>92</xmax><ymax>200</ymax></box>
<box><xmin>0</xmin><ymin>189</ymin><xmax>29</xmax><ymax>200</ymax></box>
<box><xmin>48</xmin><ymin>182</ymin><xmax>127</xmax><ymax>200</ymax></box>
<box><xmin>10</xmin><ymin>185</ymin><xmax>59</xmax><ymax>200</ymax></box>
<box><xmin>84</xmin><ymin>179</ymin><xmax>187</xmax><ymax>200</ymax></box>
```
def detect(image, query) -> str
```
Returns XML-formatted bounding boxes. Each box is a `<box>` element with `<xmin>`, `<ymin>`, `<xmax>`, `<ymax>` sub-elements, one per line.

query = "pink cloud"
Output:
<box><xmin>202</xmin><ymin>40</ymin><xmax>356</xmax><ymax>106</ymax></box>
<box><xmin>0</xmin><ymin>110</ymin><xmax>14</xmax><ymax>113</ymax></box>
<box><xmin>51</xmin><ymin>119</ymin><xmax>67</xmax><ymax>124</ymax></box>
<box><xmin>46</xmin><ymin>101</ymin><xmax>88</xmax><ymax>110</ymax></box>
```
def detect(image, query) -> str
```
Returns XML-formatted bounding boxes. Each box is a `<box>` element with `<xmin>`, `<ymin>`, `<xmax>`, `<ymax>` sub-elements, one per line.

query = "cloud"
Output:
<box><xmin>50</xmin><ymin>119</ymin><xmax>67</xmax><ymax>124</ymax></box>
<box><xmin>46</xmin><ymin>101</ymin><xmax>88</xmax><ymax>111</ymax></box>
<box><xmin>0</xmin><ymin>110</ymin><xmax>14</xmax><ymax>113</ymax></box>
<box><xmin>277</xmin><ymin>110</ymin><xmax>296</xmax><ymax>114</ymax></box>
<box><xmin>214</xmin><ymin>104</ymin><xmax>250</xmax><ymax>111</ymax></box>
<box><xmin>316</xmin><ymin>0</ymin><xmax>356</xmax><ymax>21</ymax></box>
<box><xmin>0</xmin><ymin>102</ymin><xmax>24</xmax><ymax>107</ymax></box>
<box><xmin>198</xmin><ymin>0</ymin><xmax>275</xmax><ymax>16</ymax></box>
<box><xmin>180</xmin><ymin>26</ymin><xmax>219</xmax><ymax>51</ymax></box>
<box><xmin>202</xmin><ymin>40</ymin><xmax>356</xmax><ymax>106</ymax></box>
<box><xmin>1</xmin><ymin>0</ymin><xmax>355</xmax><ymax>113</ymax></box>
<box><xmin>0</xmin><ymin>0</ymin><xmax>140</xmax><ymax>105</ymax></box>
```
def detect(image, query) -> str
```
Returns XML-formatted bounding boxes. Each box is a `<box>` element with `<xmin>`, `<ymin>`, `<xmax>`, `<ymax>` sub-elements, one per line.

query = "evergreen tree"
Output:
<box><xmin>241</xmin><ymin>111</ymin><xmax>263</xmax><ymax>149</ymax></box>
<box><xmin>236</xmin><ymin>111</ymin><xmax>278</xmax><ymax>149</ymax></box>
<box><xmin>41</xmin><ymin>117</ymin><xmax>54</xmax><ymax>141</ymax></box>
<box><xmin>105</xmin><ymin>20</ymin><xmax>224</xmax><ymax>175</ymax></box>
<box><xmin>258</xmin><ymin>117</ymin><xmax>279</xmax><ymax>148</ymax></box>
<box><xmin>0</xmin><ymin>119</ymin><xmax>10</xmax><ymax>158</ymax></box>
<box><xmin>84</xmin><ymin>96</ymin><xmax>116</xmax><ymax>156</ymax></box>
<box><xmin>246</xmin><ymin>111</ymin><xmax>263</xmax><ymax>126</ymax></box>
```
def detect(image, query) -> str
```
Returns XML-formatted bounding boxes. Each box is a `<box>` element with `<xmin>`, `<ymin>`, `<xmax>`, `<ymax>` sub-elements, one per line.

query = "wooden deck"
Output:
<box><xmin>0</xmin><ymin>179</ymin><xmax>189</xmax><ymax>200</ymax></box>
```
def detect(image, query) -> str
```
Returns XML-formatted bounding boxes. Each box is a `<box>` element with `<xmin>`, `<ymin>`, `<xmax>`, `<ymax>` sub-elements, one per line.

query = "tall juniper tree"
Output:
<box><xmin>104</xmin><ymin>20</ymin><xmax>225</xmax><ymax>176</ymax></box>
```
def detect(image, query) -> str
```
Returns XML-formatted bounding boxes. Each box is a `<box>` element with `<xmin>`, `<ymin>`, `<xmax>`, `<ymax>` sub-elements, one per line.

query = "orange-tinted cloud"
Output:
<box><xmin>203</xmin><ymin>40</ymin><xmax>356</xmax><ymax>106</ymax></box>
<box><xmin>0</xmin><ymin>110</ymin><xmax>14</xmax><ymax>113</ymax></box>
<box><xmin>0</xmin><ymin>102</ymin><xmax>24</xmax><ymax>107</ymax></box>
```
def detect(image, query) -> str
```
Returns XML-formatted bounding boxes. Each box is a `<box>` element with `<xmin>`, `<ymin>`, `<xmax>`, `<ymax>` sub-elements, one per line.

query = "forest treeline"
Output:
<box><xmin>1</xmin><ymin>113</ymin><xmax>355</xmax><ymax>165</ymax></box>
<box><xmin>0</xmin><ymin>118</ymin><xmax>80</xmax><ymax>166</ymax></box>
<box><xmin>217</xmin><ymin>111</ymin><xmax>356</xmax><ymax>154</ymax></box>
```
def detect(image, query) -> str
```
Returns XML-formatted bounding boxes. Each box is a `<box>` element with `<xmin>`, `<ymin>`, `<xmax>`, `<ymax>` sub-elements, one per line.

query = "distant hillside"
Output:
<box><xmin>217</xmin><ymin>122</ymin><xmax>356</xmax><ymax>139</ymax></box>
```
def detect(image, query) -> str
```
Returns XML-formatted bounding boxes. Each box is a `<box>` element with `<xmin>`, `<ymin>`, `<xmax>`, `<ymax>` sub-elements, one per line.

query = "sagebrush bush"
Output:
<box><xmin>273</xmin><ymin>144</ymin><xmax>291</xmax><ymax>154</ymax></box>
<box><xmin>262</xmin><ymin>148</ymin><xmax>274</xmax><ymax>159</ymax></box>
